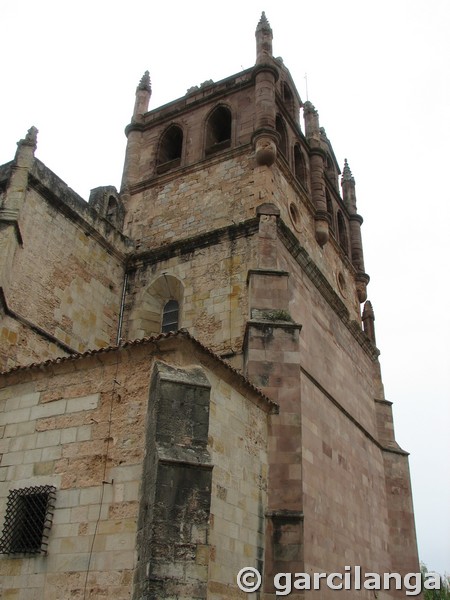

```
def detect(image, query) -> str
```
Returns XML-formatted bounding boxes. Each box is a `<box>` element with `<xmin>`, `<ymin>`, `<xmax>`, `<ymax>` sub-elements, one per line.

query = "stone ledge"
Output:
<box><xmin>265</xmin><ymin>509</ymin><xmax>304</xmax><ymax>521</ymax></box>
<box><xmin>246</xmin><ymin>319</ymin><xmax>302</xmax><ymax>332</ymax></box>
<box><xmin>247</xmin><ymin>268</ymin><xmax>289</xmax><ymax>285</ymax></box>
<box><xmin>157</xmin><ymin>447</ymin><xmax>213</xmax><ymax>470</ymax></box>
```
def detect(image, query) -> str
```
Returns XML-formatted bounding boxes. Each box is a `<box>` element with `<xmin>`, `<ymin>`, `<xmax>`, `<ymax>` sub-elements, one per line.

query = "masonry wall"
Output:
<box><xmin>207</xmin><ymin>368</ymin><xmax>268</xmax><ymax>598</ymax></box>
<box><xmin>0</xmin><ymin>313</ymin><xmax>68</xmax><ymax>371</ymax></box>
<box><xmin>0</xmin><ymin>350</ymin><xmax>149</xmax><ymax>600</ymax></box>
<box><xmin>278</xmin><ymin>238</ymin><xmax>378</xmax><ymax>437</ymax></box>
<box><xmin>125</xmin><ymin>152</ymin><xmax>265</xmax><ymax>248</ymax></box>
<box><xmin>0</xmin><ymin>339</ymin><xmax>270</xmax><ymax>599</ymax></box>
<box><xmin>272</xmin><ymin>165</ymin><xmax>363</xmax><ymax>324</ymax></box>
<box><xmin>6</xmin><ymin>185</ymin><xmax>125</xmax><ymax>355</ymax></box>
<box><xmin>301</xmin><ymin>374</ymin><xmax>393</xmax><ymax>595</ymax></box>
<box><xmin>125</xmin><ymin>229</ymin><xmax>257</xmax><ymax>357</ymax></box>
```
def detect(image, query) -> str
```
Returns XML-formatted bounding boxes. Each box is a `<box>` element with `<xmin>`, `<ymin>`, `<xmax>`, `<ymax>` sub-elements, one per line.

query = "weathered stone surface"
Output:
<box><xmin>0</xmin><ymin>13</ymin><xmax>420</xmax><ymax>600</ymax></box>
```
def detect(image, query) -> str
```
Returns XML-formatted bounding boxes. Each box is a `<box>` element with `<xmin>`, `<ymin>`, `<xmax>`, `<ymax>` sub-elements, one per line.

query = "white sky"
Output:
<box><xmin>1</xmin><ymin>0</ymin><xmax>449</xmax><ymax>576</ymax></box>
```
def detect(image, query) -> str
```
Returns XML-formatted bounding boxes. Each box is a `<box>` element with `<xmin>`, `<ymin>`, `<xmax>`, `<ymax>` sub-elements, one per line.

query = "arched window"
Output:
<box><xmin>276</xmin><ymin>115</ymin><xmax>287</xmax><ymax>158</ymax></box>
<box><xmin>325</xmin><ymin>153</ymin><xmax>338</xmax><ymax>189</ymax></box>
<box><xmin>128</xmin><ymin>275</ymin><xmax>183</xmax><ymax>339</ymax></box>
<box><xmin>161</xmin><ymin>299</ymin><xmax>179</xmax><ymax>333</ymax></box>
<box><xmin>337</xmin><ymin>210</ymin><xmax>349</xmax><ymax>255</ymax></box>
<box><xmin>205</xmin><ymin>106</ymin><xmax>232</xmax><ymax>156</ymax></box>
<box><xmin>282</xmin><ymin>82</ymin><xmax>295</xmax><ymax>117</ymax></box>
<box><xmin>157</xmin><ymin>125</ymin><xmax>183</xmax><ymax>173</ymax></box>
<box><xmin>326</xmin><ymin>191</ymin><xmax>334</xmax><ymax>233</ymax></box>
<box><xmin>294</xmin><ymin>144</ymin><xmax>307</xmax><ymax>185</ymax></box>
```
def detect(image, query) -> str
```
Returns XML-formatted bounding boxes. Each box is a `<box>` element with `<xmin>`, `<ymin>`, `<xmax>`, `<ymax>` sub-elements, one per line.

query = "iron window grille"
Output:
<box><xmin>0</xmin><ymin>485</ymin><xmax>56</xmax><ymax>555</ymax></box>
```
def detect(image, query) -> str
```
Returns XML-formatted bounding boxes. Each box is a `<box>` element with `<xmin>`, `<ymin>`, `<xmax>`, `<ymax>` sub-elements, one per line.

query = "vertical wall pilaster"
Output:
<box><xmin>253</xmin><ymin>13</ymin><xmax>279</xmax><ymax>167</ymax></box>
<box><xmin>0</xmin><ymin>127</ymin><xmax>37</xmax><ymax>294</ymax></box>
<box><xmin>121</xmin><ymin>72</ymin><xmax>151</xmax><ymax>192</ymax></box>
<box><xmin>341</xmin><ymin>159</ymin><xmax>370</xmax><ymax>302</ymax></box>
<box><xmin>303</xmin><ymin>102</ymin><xmax>329</xmax><ymax>247</ymax></box>
<box><xmin>245</xmin><ymin>202</ymin><xmax>304</xmax><ymax>596</ymax></box>
<box><xmin>134</xmin><ymin>362</ymin><xmax>212</xmax><ymax>599</ymax></box>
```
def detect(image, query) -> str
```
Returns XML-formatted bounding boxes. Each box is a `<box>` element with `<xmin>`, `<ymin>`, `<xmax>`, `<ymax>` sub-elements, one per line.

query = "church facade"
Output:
<box><xmin>0</xmin><ymin>13</ymin><xmax>420</xmax><ymax>599</ymax></box>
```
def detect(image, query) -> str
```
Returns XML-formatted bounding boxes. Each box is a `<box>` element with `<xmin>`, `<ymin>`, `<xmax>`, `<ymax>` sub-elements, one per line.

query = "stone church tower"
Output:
<box><xmin>0</xmin><ymin>13</ymin><xmax>420</xmax><ymax>599</ymax></box>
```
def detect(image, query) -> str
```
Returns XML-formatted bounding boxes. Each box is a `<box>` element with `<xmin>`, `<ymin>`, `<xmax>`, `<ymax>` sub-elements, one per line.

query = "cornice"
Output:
<box><xmin>128</xmin><ymin>218</ymin><xmax>259</xmax><ymax>268</ymax></box>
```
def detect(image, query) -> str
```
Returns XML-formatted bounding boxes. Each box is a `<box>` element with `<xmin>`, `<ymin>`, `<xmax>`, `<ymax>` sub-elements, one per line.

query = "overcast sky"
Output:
<box><xmin>1</xmin><ymin>0</ymin><xmax>449</xmax><ymax>576</ymax></box>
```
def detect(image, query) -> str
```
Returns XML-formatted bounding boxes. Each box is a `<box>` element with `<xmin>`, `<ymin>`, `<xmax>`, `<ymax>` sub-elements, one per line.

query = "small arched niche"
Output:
<box><xmin>128</xmin><ymin>274</ymin><xmax>184</xmax><ymax>338</ymax></box>
<box><xmin>157</xmin><ymin>125</ymin><xmax>183</xmax><ymax>174</ymax></box>
<box><xmin>205</xmin><ymin>105</ymin><xmax>232</xmax><ymax>156</ymax></box>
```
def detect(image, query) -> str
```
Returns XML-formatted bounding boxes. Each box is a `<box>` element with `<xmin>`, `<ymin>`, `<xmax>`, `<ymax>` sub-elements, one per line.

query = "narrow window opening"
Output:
<box><xmin>205</xmin><ymin>106</ymin><xmax>232</xmax><ymax>156</ymax></box>
<box><xmin>161</xmin><ymin>299</ymin><xmax>179</xmax><ymax>333</ymax></box>
<box><xmin>283</xmin><ymin>82</ymin><xmax>295</xmax><ymax>117</ymax></box>
<box><xmin>294</xmin><ymin>144</ymin><xmax>306</xmax><ymax>185</ymax></box>
<box><xmin>157</xmin><ymin>125</ymin><xmax>183</xmax><ymax>173</ymax></box>
<box><xmin>276</xmin><ymin>115</ymin><xmax>287</xmax><ymax>158</ymax></box>
<box><xmin>0</xmin><ymin>486</ymin><xmax>56</xmax><ymax>555</ymax></box>
<box><xmin>337</xmin><ymin>210</ymin><xmax>349</xmax><ymax>255</ymax></box>
<box><xmin>326</xmin><ymin>191</ymin><xmax>334</xmax><ymax>233</ymax></box>
<box><xmin>325</xmin><ymin>153</ymin><xmax>337</xmax><ymax>188</ymax></box>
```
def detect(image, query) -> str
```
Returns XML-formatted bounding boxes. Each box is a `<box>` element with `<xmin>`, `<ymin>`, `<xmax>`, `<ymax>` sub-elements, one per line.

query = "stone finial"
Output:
<box><xmin>302</xmin><ymin>101</ymin><xmax>318</xmax><ymax>117</ymax></box>
<box><xmin>19</xmin><ymin>126</ymin><xmax>38</xmax><ymax>149</ymax></box>
<box><xmin>256</xmin><ymin>11</ymin><xmax>272</xmax><ymax>34</ymax></box>
<box><xmin>255</xmin><ymin>11</ymin><xmax>273</xmax><ymax>62</ymax></box>
<box><xmin>362</xmin><ymin>300</ymin><xmax>376</xmax><ymax>343</ymax></box>
<box><xmin>342</xmin><ymin>158</ymin><xmax>354</xmax><ymax>182</ymax></box>
<box><xmin>137</xmin><ymin>70</ymin><xmax>151</xmax><ymax>92</ymax></box>
<box><xmin>362</xmin><ymin>300</ymin><xmax>374</xmax><ymax>320</ymax></box>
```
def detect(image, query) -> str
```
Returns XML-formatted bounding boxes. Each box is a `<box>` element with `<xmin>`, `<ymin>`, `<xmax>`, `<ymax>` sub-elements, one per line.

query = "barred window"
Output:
<box><xmin>0</xmin><ymin>485</ymin><xmax>56</xmax><ymax>555</ymax></box>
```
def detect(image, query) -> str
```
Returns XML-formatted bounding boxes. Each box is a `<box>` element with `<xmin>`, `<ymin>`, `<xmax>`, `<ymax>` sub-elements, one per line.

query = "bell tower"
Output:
<box><xmin>116</xmin><ymin>13</ymin><xmax>420</xmax><ymax>597</ymax></box>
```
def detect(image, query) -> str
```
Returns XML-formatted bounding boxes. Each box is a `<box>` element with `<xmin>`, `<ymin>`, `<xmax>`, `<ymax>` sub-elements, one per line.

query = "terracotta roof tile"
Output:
<box><xmin>1</xmin><ymin>330</ymin><xmax>278</xmax><ymax>412</ymax></box>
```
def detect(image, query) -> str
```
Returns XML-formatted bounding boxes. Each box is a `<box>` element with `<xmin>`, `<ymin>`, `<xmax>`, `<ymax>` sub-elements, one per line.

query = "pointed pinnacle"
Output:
<box><xmin>137</xmin><ymin>70</ymin><xmax>151</xmax><ymax>93</ymax></box>
<box><xmin>342</xmin><ymin>158</ymin><xmax>354</xmax><ymax>182</ymax></box>
<box><xmin>362</xmin><ymin>300</ymin><xmax>375</xmax><ymax>320</ymax></box>
<box><xmin>256</xmin><ymin>11</ymin><xmax>272</xmax><ymax>33</ymax></box>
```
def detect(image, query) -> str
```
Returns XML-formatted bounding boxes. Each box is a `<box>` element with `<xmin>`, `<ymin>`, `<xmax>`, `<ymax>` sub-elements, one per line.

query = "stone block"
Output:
<box><xmin>30</xmin><ymin>399</ymin><xmax>67</xmax><ymax>420</ymax></box>
<box><xmin>65</xmin><ymin>393</ymin><xmax>99</xmax><ymax>414</ymax></box>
